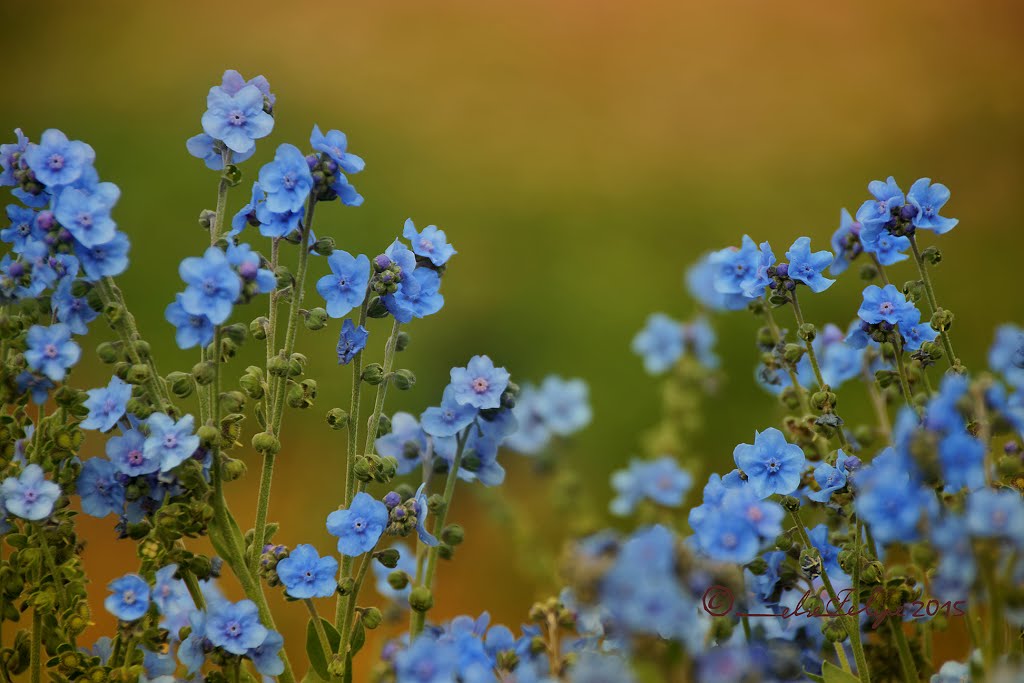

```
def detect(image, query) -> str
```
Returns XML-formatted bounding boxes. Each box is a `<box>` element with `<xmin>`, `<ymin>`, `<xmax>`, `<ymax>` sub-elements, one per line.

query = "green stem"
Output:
<box><xmin>833</xmin><ymin>641</ymin><xmax>852</xmax><ymax>673</ymax></box>
<box><xmin>789</xmin><ymin>291</ymin><xmax>849</xmax><ymax>449</ymax></box>
<box><xmin>179</xmin><ymin>567</ymin><xmax>207</xmax><ymax>611</ymax></box>
<box><xmin>361</xmin><ymin>318</ymin><xmax>403</xmax><ymax>458</ymax></box>
<box><xmin>345</xmin><ymin>292</ymin><xmax>371</xmax><ymax>505</ymax></box>
<box><xmin>35</xmin><ymin>526</ymin><xmax>68</xmax><ymax>606</ymax></box>
<box><xmin>888</xmin><ymin>619</ymin><xmax>919</xmax><ymax>682</ymax></box>
<box><xmin>908</xmin><ymin>233</ymin><xmax>957</xmax><ymax>368</ymax></box>
<box><xmin>337</xmin><ymin>550</ymin><xmax>375</xmax><ymax>663</ymax></box>
<box><xmin>212</xmin><ymin>149</ymin><xmax>233</xmax><ymax>243</ymax></box>
<box><xmin>892</xmin><ymin>338</ymin><xmax>918</xmax><ymax>413</ymax></box>
<box><xmin>30</xmin><ymin>608</ymin><xmax>41</xmax><ymax>683</ymax></box>
<box><xmin>410</xmin><ymin>427</ymin><xmax>470</xmax><ymax>638</ymax></box>
<box><xmin>762</xmin><ymin>303</ymin><xmax>812</xmax><ymax>415</ymax></box>
<box><xmin>251</xmin><ymin>201</ymin><xmax>317</xmax><ymax>573</ymax></box>
<box><xmin>789</xmin><ymin>509</ymin><xmax>870</xmax><ymax>682</ymax></box>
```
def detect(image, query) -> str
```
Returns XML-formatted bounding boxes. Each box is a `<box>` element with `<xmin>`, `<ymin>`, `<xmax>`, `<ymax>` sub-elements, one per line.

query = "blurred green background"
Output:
<box><xmin>3</xmin><ymin>0</ymin><xmax>1022</xmax><ymax>675</ymax></box>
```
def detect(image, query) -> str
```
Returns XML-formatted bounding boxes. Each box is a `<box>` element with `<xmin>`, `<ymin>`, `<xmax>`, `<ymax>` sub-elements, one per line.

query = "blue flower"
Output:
<box><xmin>572</xmin><ymin>651</ymin><xmax>637</xmax><ymax>683</ymax></box>
<box><xmin>806</xmin><ymin>451</ymin><xmax>853</xmax><ymax>503</ymax></box>
<box><xmin>225</xmin><ymin>242</ymin><xmax>275</xmax><ymax>294</ymax></box>
<box><xmin>219</xmin><ymin>69</ymin><xmax>275</xmax><ymax>108</ymax></box>
<box><xmin>394</xmin><ymin>634</ymin><xmax>460</xmax><ymax>682</ymax></box>
<box><xmin>421</xmin><ymin>385</ymin><xmax>479</xmax><ymax>437</ymax></box>
<box><xmin>81</xmin><ymin>375</ymin><xmax>132</xmax><ymax>432</ymax></box>
<box><xmin>610</xmin><ymin>457</ymin><xmax>692</xmax><ymax>516</ymax></box>
<box><xmin>860</xmin><ymin>228</ymin><xmax>910</xmax><ymax>266</ymax></box>
<box><xmin>337</xmin><ymin>318</ymin><xmax>369</xmax><ymax>365</ymax></box>
<box><xmin>686</xmin><ymin>252</ymin><xmax>749</xmax><ymax>311</ymax></box>
<box><xmin>201</xmin><ymin>84</ymin><xmax>274</xmax><ymax>155</ymax></box>
<box><xmin>165</xmin><ymin>293</ymin><xmax>215</xmax><ymax>349</ymax></box>
<box><xmin>631</xmin><ymin>313</ymin><xmax>683</xmax><ymax>374</ymax></box>
<box><xmin>53</xmin><ymin>183</ymin><xmax>120</xmax><ymax>247</ymax></box>
<box><xmin>310</xmin><ymin>125</ymin><xmax>365</xmax><ymax>173</ymax></box>
<box><xmin>143</xmin><ymin>413</ymin><xmax>200</xmax><ymax>471</ymax></box>
<box><xmin>690</xmin><ymin>485</ymin><xmax>780</xmax><ymax>563</ymax></box>
<box><xmin>829</xmin><ymin>208</ymin><xmax>861</xmax><ymax>276</ymax></box>
<box><xmin>74</xmin><ymin>231</ymin><xmax>130</xmax><ymax>281</ymax></box>
<box><xmin>0</xmin><ymin>129</ymin><xmax>29</xmax><ymax>187</ymax></box>
<box><xmin>15</xmin><ymin>372</ymin><xmax>53</xmax><ymax>405</ymax></box>
<box><xmin>534</xmin><ymin>376</ymin><xmax>591</xmax><ymax>436</ymax></box>
<box><xmin>276</xmin><ymin>544</ymin><xmax>339</xmax><ymax>599</ymax></box>
<box><xmin>907</xmin><ymin>178</ymin><xmax>958</xmax><ymax>234</ymax></box>
<box><xmin>52</xmin><ymin>279</ymin><xmax>97</xmax><ymax>335</ymax></box>
<box><xmin>373</xmin><ymin>542</ymin><xmax>416</xmax><ymax>603</ymax></box>
<box><xmin>1</xmin><ymin>464</ymin><xmax>60</xmax><ymax>520</ymax></box>
<box><xmin>414</xmin><ymin>484</ymin><xmax>439</xmax><ymax>546</ymax></box>
<box><xmin>899</xmin><ymin>307</ymin><xmax>939</xmax><ymax>351</ymax></box>
<box><xmin>684</xmin><ymin>316</ymin><xmax>719</xmax><ymax>369</ymax></box>
<box><xmin>449</xmin><ymin>355</ymin><xmax>510</xmax><ymax>410</ymax></box>
<box><xmin>258</xmin><ymin>143</ymin><xmax>313</xmax><ymax>214</ymax></box>
<box><xmin>376</xmin><ymin>413</ymin><xmax>429</xmax><ymax>475</ymax></box>
<box><xmin>990</xmin><ymin>324</ymin><xmax>1024</xmax><ymax>388</ymax></box>
<box><xmin>77</xmin><ymin>458</ymin><xmax>124</xmax><ymax>518</ymax></box>
<box><xmin>105</xmin><ymin>574</ymin><xmax>150</xmax><ymax>621</ymax></box>
<box><xmin>709</xmin><ymin>235</ymin><xmax>761</xmax><ymax>298</ymax></box>
<box><xmin>854</xmin><ymin>454</ymin><xmax>935</xmax><ymax>544</ymax></box>
<box><xmin>389</xmin><ymin>267</ymin><xmax>444</xmax><ymax>321</ymax></box>
<box><xmin>2</xmin><ymin>205</ymin><xmax>43</xmax><ymax>253</ymax></box>
<box><xmin>185</xmin><ymin>133</ymin><xmax>254</xmax><ymax>170</ymax></box>
<box><xmin>857</xmin><ymin>284</ymin><xmax>917</xmax><ymax>327</ymax></box>
<box><xmin>230</xmin><ymin>182</ymin><xmax>263</xmax><ymax>236</ymax></box>
<box><xmin>817</xmin><ymin>324</ymin><xmax>864</xmax><ymax>388</ymax></box>
<box><xmin>784</xmin><ymin>237</ymin><xmax>835</xmax><ymax>292</ymax></box>
<box><xmin>938</xmin><ymin>431</ymin><xmax>986</xmax><ymax>493</ymax></box>
<box><xmin>206</xmin><ymin>599</ymin><xmax>268</xmax><ymax>655</ymax></box>
<box><xmin>931</xmin><ymin>661</ymin><xmax>970</xmax><ymax>683</ymax></box>
<box><xmin>326</xmin><ymin>491</ymin><xmax>388</xmax><ymax>556</ymax></box>
<box><xmin>855</xmin><ymin>176</ymin><xmax>905</xmax><ymax>229</ymax></box>
<box><xmin>248</xmin><ymin>630</ymin><xmax>285</xmax><ymax>677</ymax></box>
<box><xmin>502</xmin><ymin>383</ymin><xmax>553</xmax><ymax>455</ymax></box>
<box><xmin>732</xmin><ymin>428</ymin><xmax>806</xmax><ymax>498</ymax></box>
<box><xmin>316</xmin><ymin>250</ymin><xmax>370</xmax><ymax>318</ymax></box>
<box><xmin>23</xmin><ymin>129</ymin><xmax>96</xmax><ymax>188</ymax></box>
<box><xmin>255</xmin><ymin>201</ymin><xmax>303</xmax><ymax>238</ymax></box>
<box><xmin>403</xmin><ymin>219</ymin><xmax>456</xmax><ymax>267</ymax></box>
<box><xmin>177</xmin><ymin>611</ymin><xmax>210</xmax><ymax>673</ymax></box>
<box><xmin>107</xmin><ymin>428</ymin><xmax>159</xmax><ymax>476</ymax></box>
<box><xmin>746</xmin><ymin>241</ymin><xmax>776</xmax><ymax>297</ymax></box>
<box><xmin>966</xmin><ymin>488</ymin><xmax>1024</xmax><ymax>542</ymax></box>
<box><xmin>179</xmin><ymin>246</ymin><xmax>241</xmax><ymax>325</ymax></box>
<box><xmin>24</xmin><ymin>323</ymin><xmax>81</xmax><ymax>382</ymax></box>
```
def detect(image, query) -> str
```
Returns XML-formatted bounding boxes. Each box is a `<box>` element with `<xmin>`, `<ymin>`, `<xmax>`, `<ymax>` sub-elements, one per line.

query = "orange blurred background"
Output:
<box><xmin>2</xmin><ymin>0</ymin><xmax>1023</xmax><ymax>678</ymax></box>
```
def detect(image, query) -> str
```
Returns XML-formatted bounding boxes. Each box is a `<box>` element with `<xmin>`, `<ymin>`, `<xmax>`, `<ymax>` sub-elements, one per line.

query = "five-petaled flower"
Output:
<box><xmin>1</xmin><ymin>464</ymin><xmax>61</xmax><ymax>520</ymax></box>
<box><xmin>449</xmin><ymin>355</ymin><xmax>510</xmax><ymax>410</ymax></box>
<box><xmin>326</xmin><ymin>492</ymin><xmax>388</xmax><ymax>556</ymax></box>
<box><xmin>104</xmin><ymin>573</ymin><xmax>151</xmax><ymax>621</ymax></box>
<box><xmin>732</xmin><ymin>428</ymin><xmax>807</xmax><ymax>498</ymax></box>
<box><xmin>276</xmin><ymin>544</ymin><xmax>339</xmax><ymax>599</ymax></box>
<box><xmin>24</xmin><ymin>323</ymin><xmax>81</xmax><ymax>382</ymax></box>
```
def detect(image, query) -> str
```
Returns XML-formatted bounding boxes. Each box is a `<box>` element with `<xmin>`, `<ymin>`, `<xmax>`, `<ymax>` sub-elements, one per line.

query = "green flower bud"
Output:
<box><xmin>375</xmin><ymin>548</ymin><xmax>401</xmax><ymax>568</ymax></box>
<box><xmin>250</xmin><ymin>317</ymin><xmax>269</xmax><ymax>341</ymax></box>
<box><xmin>376</xmin><ymin>414</ymin><xmax>391</xmax><ymax>437</ymax></box>
<box><xmin>392</xmin><ymin>369</ymin><xmax>416</xmax><ymax>390</ymax></box>
<box><xmin>252</xmin><ymin>432</ymin><xmax>281</xmax><ymax>456</ymax></box>
<box><xmin>220</xmin><ymin>390</ymin><xmax>246</xmax><ymax>414</ymax></box>
<box><xmin>746</xmin><ymin>557</ymin><xmax>768</xmax><ymax>576</ymax></box>
<box><xmin>395</xmin><ymin>331</ymin><xmax>410</xmax><ymax>352</ymax></box>
<box><xmin>303</xmin><ymin>307</ymin><xmax>329</xmax><ymax>331</ymax></box>
<box><xmin>780</xmin><ymin>495</ymin><xmax>800</xmax><ymax>512</ymax></box>
<box><xmin>337</xmin><ymin>577</ymin><xmax>355</xmax><ymax>596</ymax></box>
<box><xmin>126</xmin><ymin>363</ymin><xmax>151</xmax><ymax>385</ymax></box>
<box><xmin>168</xmin><ymin>371</ymin><xmax>194</xmax><ymax>399</ymax></box>
<box><xmin>192</xmin><ymin>360</ymin><xmax>216</xmax><ymax>386</ymax></box>
<box><xmin>312</xmin><ymin>237</ymin><xmax>335</xmax><ymax>255</ymax></box>
<box><xmin>222</xmin><ymin>457</ymin><xmax>246</xmax><ymax>481</ymax></box>
<box><xmin>366</xmin><ymin>296</ymin><xmax>388</xmax><ymax>319</ymax></box>
<box><xmin>783</xmin><ymin>343</ymin><xmax>805</xmax><ymax>364</ymax></box>
<box><xmin>354</xmin><ymin>456</ymin><xmax>372</xmax><ymax>482</ymax></box>
<box><xmin>387</xmin><ymin>570</ymin><xmax>409</xmax><ymax>591</ymax></box>
<box><xmin>798</xmin><ymin>323</ymin><xmax>816</xmax><ymax>342</ymax></box>
<box><xmin>931</xmin><ymin>308</ymin><xmax>954</xmax><ymax>332</ymax></box>
<box><xmin>197</xmin><ymin>425</ymin><xmax>220</xmax><ymax>448</ymax></box>
<box><xmin>409</xmin><ymin>586</ymin><xmax>433</xmax><ymax>612</ymax></box>
<box><xmin>198</xmin><ymin>209</ymin><xmax>216</xmax><ymax>229</ymax></box>
<box><xmin>326</xmin><ymin>408</ymin><xmax>349</xmax><ymax>430</ymax></box>
<box><xmin>239</xmin><ymin>372</ymin><xmax>264</xmax><ymax>400</ymax></box>
<box><xmin>361</xmin><ymin>607</ymin><xmax>383</xmax><ymax>629</ymax></box>
<box><xmin>96</xmin><ymin>341</ymin><xmax>121</xmax><ymax>364</ymax></box>
<box><xmin>441</xmin><ymin>524</ymin><xmax>464</xmax><ymax>546</ymax></box>
<box><xmin>362</xmin><ymin>363</ymin><xmax>384</xmax><ymax>385</ymax></box>
<box><xmin>267</xmin><ymin>355</ymin><xmax>290</xmax><ymax>377</ymax></box>
<box><xmin>823</xmin><ymin>617</ymin><xmax>848</xmax><ymax>643</ymax></box>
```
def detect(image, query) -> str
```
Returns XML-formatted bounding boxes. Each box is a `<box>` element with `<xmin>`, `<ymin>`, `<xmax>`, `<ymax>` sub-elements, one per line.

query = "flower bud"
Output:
<box><xmin>441</xmin><ymin>524</ymin><xmax>464</xmax><ymax>546</ymax></box>
<box><xmin>197</xmin><ymin>424</ymin><xmax>220</xmax><ymax>448</ymax></box>
<box><xmin>168</xmin><ymin>371</ymin><xmax>194</xmax><ymax>399</ymax></box>
<box><xmin>376</xmin><ymin>414</ymin><xmax>392</xmax><ymax>437</ymax></box>
<box><xmin>198</xmin><ymin>209</ymin><xmax>216</xmax><ymax>229</ymax></box>
<box><xmin>361</xmin><ymin>607</ymin><xmax>383</xmax><ymax>629</ymax></box>
<box><xmin>780</xmin><ymin>495</ymin><xmax>801</xmax><ymax>512</ymax></box>
<box><xmin>267</xmin><ymin>355</ymin><xmax>290</xmax><ymax>377</ymax></box>
<box><xmin>192</xmin><ymin>360</ymin><xmax>216</xmax><ymax>386</ymax></box>
<box><xmin>783</xmin><ymin>343</ymin><xmax>805</xmax><ymax>364</ymax></box>
<box><xmin>239</xmin><ymin>371</ymin><xmax>264</xmax><ymax>399</ymax></box>
<box><xmin>126</xmin><ymin>363</ymin><xmax>151</xmax><ymax>385</ymax></box>
<box><xmin>250</xmin><ymin>317</ymin><xmax>269</xmax><ymax>341</ymax></box>
<box><xmin>366</xmin><ymin>296</ymin><xmax>389</xmax><ymax>319</ymax></box>
<box><xmin>388</xmin><ymin>571</ymin><xmax>409</xmax><ymax>591</ymax></box>
<box><xmin>798</xmin><ymin>323</ymin><xmax>816</xmax><ymax>342</ymax></box>
<box><xmin>395</xmin><ymin>331</ymin><xmax>410</xmax><ymax>352</ymax></box>
<box><xmin>354</xmin><ymin>456</ymin><xmax>373</xmax><ymax>482</ymax></box>
<box><xmin>222</xmin><ymin>457</ymin><xmax>247</xmax><ymax>481</ymax></box>
<box><xmin>337</xmin><ymin>577</ymin><xmax>355</xmax><ymax>596</ymax></box>
<box><xmin>392</xmin><ymin>369</ymin><xmax>416</xmax><ymax>391</ymax></box>
<box><xmin>375</xmin><ymin>548</ymin><xmax>401</xmax><ymax>569</ymax></box>
<box><xmin>409</xmin><ymin>586</ymin><xmax>433</xmax><ymax>612</ymax></box>
<box><xmin>362</xmin><ymin>363</ymin><xmax>384</xmax><ymax>385</ymax></box>
<box><xmin>313</xmin><ymin>237</ymin><xmax>335</xmax><ymax>255</ymax></box>
<box><xmin>304</xmin><ymin>307</ymin><xmax>329</xmax><ymax>331</ymax></box>
<box><xmin>326</xmin><ymin>408</ymin><xmax>349</xmax><ymax>430</ymax></box>
<box><xmin>931</xmin><ymin>308</ymin><xmax>954</xmax><ymax>332</ymax></box>
<box><xmin>96</xmin><ymin>341</ymin><xmax>120</xmax><ymax>364</ymax></box>
<box><xmin>252</xmin><ymin>432</ymin><xmax>281</xmax><ymax>456</ymax></box>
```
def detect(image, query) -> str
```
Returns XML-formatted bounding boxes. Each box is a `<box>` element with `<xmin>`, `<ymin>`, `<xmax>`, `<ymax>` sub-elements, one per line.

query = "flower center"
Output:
<box><xmin>123</xmin><ymin>590</ymin><xmax>136</xmax><ymax>604</ymax></box>
<box><xmin>471</xmin><ymin>377</ymin><xmax>489</xmax><ymax>394</ymax></box>
<box><xmin>77</xmin><ymin>212</ymin><xmax>93</xmax><ymax>229</ymax></box>
<box><xmin>228</xmin><ymin>110</ymin><xmax>246</xmax><ymax>127</ymax></box>
<box><xmin>47</xmin><ymin>153</ymin><xmax>65</xmax><ymax>170</ymax></box>
<box><xmin>418</xmin><ymin>238</ymin><xmax>434</xmax><ymax>252</ymax></box>
<box><xmin>128</xmin><ymin>450</ymin><xmax>144</xmax><ymax>465</ymax></box>
<box><xmin>880</xmin><ymin>302</ymin><xmax>894</xmax><ymax>315</ymax></box>
<box><xmin>766</xmin><ymin>457</ymin><xmax>781</xmax><ymax>473</ymax></box>
<box><xmin>282</xmin><ymin>173</ymin><xmax>296</xmax><ymax>190</ymax></box>
<box><xmin>163</xmin><ymin>434</ymin><xmax>178</xmax><ymax>449</ymax></box>
<box><xmin>24</xmin><ymin>489</ymin><xmax>38</xmax><ymax>503</ymax></box>
<box><xmin>353</xmin><ymin>517</ymin><xmax>365</xmax><ymax>531</ymax></box>
<box><xmin>722</xmin><ymin>532</ymin><xmax>738</xmax><ymax>549</ymax></box>
<box><xmin>43</xmin><ymin>343</ymin><xmax>59</xmax><ymax>359</ymax></box>
<box><xmin>202</xmin><ymin>278</ymin><xmax>217</xmax><ymax>294</ymax></box>
<box><xmin>228</xmin><ymin>622</ymin><xmax>241</xmax><ymax>636</ymax></box>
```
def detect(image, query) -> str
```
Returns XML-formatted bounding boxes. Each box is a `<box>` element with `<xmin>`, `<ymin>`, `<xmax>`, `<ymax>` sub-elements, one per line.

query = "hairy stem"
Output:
<box><xmin>908</xmin><ymin>233</ymin><xmax>957</xmax><ymax>368</ymax></box>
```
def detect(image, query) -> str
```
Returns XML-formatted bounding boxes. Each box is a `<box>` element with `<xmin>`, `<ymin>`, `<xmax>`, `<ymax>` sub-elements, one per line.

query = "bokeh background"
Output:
<box><xmin>3</xmin><ymin>0</ymin><xmax>1023</xmax><ymax>677</ymax></box>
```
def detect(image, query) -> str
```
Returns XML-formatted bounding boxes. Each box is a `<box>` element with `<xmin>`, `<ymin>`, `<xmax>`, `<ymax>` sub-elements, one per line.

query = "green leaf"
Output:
<box><xmin>350</xmin><ymin>619</ymin><xmax>366</xmax><ymax>657</ymax></box>
<box><xmin>305</xmin><ymin>617</ymin><xmax>341</xmax><ymax>681</ymax></box>
<box><xmin>804</xmin><ymin>672</ymin><xmax>826</xmax><ymax>683</ymax></box>
<box><xmin>821</xmin><ymin>660</ymin><xmax>861</xmax><ymax>683</ymax></box>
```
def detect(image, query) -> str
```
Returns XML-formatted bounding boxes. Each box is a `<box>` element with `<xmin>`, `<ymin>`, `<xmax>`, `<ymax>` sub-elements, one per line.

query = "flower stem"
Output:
<box><xmin>888</xmin><ymin>619</ymin><xmax>919</xmax><ymax>682</ymax></box>
<box><xmin>789</xmin><ymin>290</ymin><xmax>849</xmax><ymax>449</ymax></box>
<box><xmin>248</xmin><ymin>451</ymin><xmax>276</xmax><ymax>574</ymax></box>
<box><xmin>788</xmin><ymin>509</ymin><xmax>870</xmax><ymax>682</ymax></box>
<box><xmin>211</xmin><ymin>149</ymin><xmax>233</xmax><ymax>243</ymax></box>
<box><xmin>908</xmin><ymin>233</ymin><xmax>957</xmax><ymax>368</ymax></box>
<box><xmin>892</xmin><ymin>338</ymin><xmax>918</xmax><ymax>413</ymax></box>
<box><xmin>410</xmin><ymin>427</ymin><xmax>470</xmax><ymax>638</ymax></box>
<box><xmin>337</xmin><ymin>549</ymin><xmax>375</xmax><ymax>664</ymax></box>
<box><xmin>304</xmin><ymin>599</ymin><xmax>333</xmax><ymax>670</ymax></box>
<box><xmin>30</xmin><ymin>608</ymin><xmax>41</xmax><ymax>683</ymax></box>
<box><xmin>344</xmin><ymin>292</ymin><xmax>371</xmax><ymax>505</ymax></box>
<box><xmin>361</xmin><ymin>318</ymin><xmax>403</xmax><ymax>459</ymax></box>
